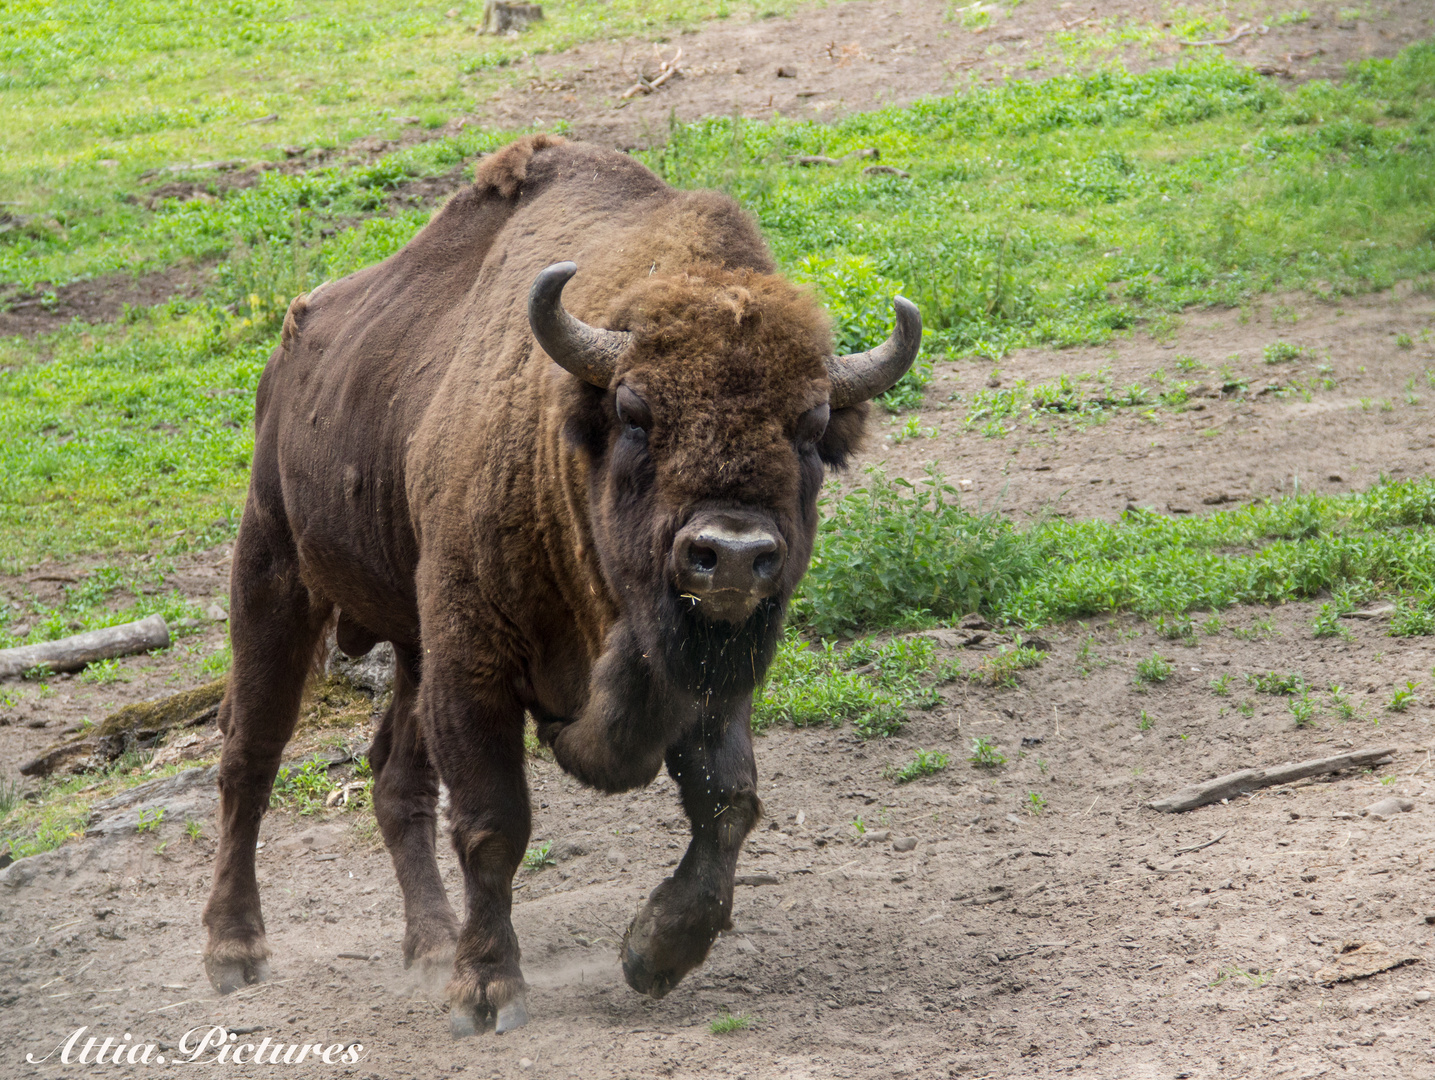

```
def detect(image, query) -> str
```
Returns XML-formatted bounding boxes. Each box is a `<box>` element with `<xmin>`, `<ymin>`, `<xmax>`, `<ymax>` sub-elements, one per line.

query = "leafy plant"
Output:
<box><xmin>1137</xmin><ymin>709</ymin><xmax>1154</xmax><ymax>731</ymax></box>
<box><xmin>1388</xmin><ymin>681</ymin><xmax>1420</xmax><ymax>712</ymax></box>
<box><xmin>1026</xmin><ymin>791</ymin><xmax>1047</xmax><ymax>815</ymax></box>
<box><xmin>1288</xmin><ymin>692</ymin><xmax>1317</xmax><ymax>726</ymax></box>
<box><xmin>1209</xmin><ymin>674</ymin><xmax>1232</xmax><ymax>696</ymax></box>
<box><xmin>1328</xmin><ymin>685</ymin><xmax>1357</xmax><ymax>721</ymax></box>
<box><xmin>1247</xmin><ymin>670</ymin><xmax>1307</xmax><ymax>695</ymax></box>
<box><xmin>1263</xmin><ymin>340</ymin><xmax>1310</xmax><ymax>364</ymax></box>
<box><xmin>136</xmin><ymin>807</ymin><xmax>164</xmax><ymax>833</ymax></box>
<box><xmin>270</xmin><ymin>757</ymin><xmax>338</xmax><ymax>815</ymax></box>
<box><xmin>892</xmin><ymin>749</ymin><xmax>950</xmax><ymax>784</ymax></box>
<box><xmin>969</xmin><ymin>736</ymin><xmax>1005</xmax><ymax>768</ymax></box>
<box><xmin>1134</xmin><ymin>652</ymin><xmax>1172</xmax><ymax>686</ymax></box>
<box><xmin>523</xmin><ymin>842</ymin><xmax>555</xmax><ymax>870</ymax></box>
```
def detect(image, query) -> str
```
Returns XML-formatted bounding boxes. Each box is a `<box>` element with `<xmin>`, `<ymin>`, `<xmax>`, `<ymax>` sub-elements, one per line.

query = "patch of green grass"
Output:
<box><xmin>1134</xmin><ymin>651</ymin><xmax>1172</xmax><ymax>685</ymax></box>
<box><xmin>0</xmin><ymin>755</ymin><xmax>196</xmax><ymax>860</ymax></box>
<box><xmin>754</xmin><ymin>632</ymin><xmax>951</xmax><ymax>738</ymax></box>
<box><xmin>523</xmin><ymin>841</ymin><xmax>555</xmax><ymax>870</ymax></box>
<box><xmin>269</xmin><ymin>756</ymin><xmax>338</xmax><ymax>815</ymax></box>
<box><xmin>1247</xmin><ymin>670</ymin><xmax>1307</xmax><ymax>696</ymax></box>
<box><xmin>1263</xmin><ymin>340</ymin><xmax>1312</xmax><ymax>364</ymax></box>
<box><xmin>1288</xmin><ymin>691</ymin><xmax>1317</xmax><ymax>727</ymax></box>
<box><xmin>1390</xmin><ymin>595</ymin><xmax>1435</xmax><ymax>637</ymax></box>
<box><xmin>1387</xmin><ymin>681</ymin><xmax>1419</xmax><ymax>712</ymax></box>
<box><xmin>709</xmin><ymin>1012</ymin><xmax>753</xmax><ymax>1035</ymax></box>
<box><xmin>968</xmin><ymin>736</ymin><xmax>1005</xmax><ymax>768</ymax></box>
<box><xmin>1026</xmin><ymin>790</ymin><xmax>1047</xmax><ymax>815</ymax></box>
<box><xmin>796</xmin><ymin>470</ymin><xmax>1435</xmax><ymax>636</ymax></box>
<box><xmin>891</xmin><ymin>748</ymin><xmax>950</xmax><ymax>783</ymax></box>
<box><xmin>1</xmin><ymin>0</ymin><xmax>843</xmax><ymax>288</ymax></box>
<box><xmin>647</xmin><ymin>44</ymin><xmax>1435</xmax><ymax>357</ymax></box>
<box><xmin>1209</xmin><ymin>674</ymin><xmax>1231</xmax><ymax>696</ymax></box>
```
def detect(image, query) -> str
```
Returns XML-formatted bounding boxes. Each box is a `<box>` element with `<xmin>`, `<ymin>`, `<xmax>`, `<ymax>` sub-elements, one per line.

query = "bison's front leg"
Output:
<box><xmin>622</xmin><ymin>698</ymin><xmax>761</xmax><ymax>998</ymax></box>
<box><xmin>422</xmin><ymin>675</ymin><xmax>531</xmax><ymax>1036</ymax></box>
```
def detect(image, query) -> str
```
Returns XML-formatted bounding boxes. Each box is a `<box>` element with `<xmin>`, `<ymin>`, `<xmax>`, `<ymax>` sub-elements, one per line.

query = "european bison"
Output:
<box><xmin>202</xmin><ymin>135</ymin><xmax>920</xmax><ymax>1034</ymax></box>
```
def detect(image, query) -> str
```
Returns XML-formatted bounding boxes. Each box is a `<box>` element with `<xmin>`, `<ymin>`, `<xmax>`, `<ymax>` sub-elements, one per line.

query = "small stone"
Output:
<box><xmin>1415</xmin><ymin>991</ymin><xmax>1431</xmax><ymax>1004</ymax></box>
<box><xmin>519</xmin><ymin>1058</ymin><xmax>534</xmax><ymax>1070</ymax></box>
<box><xmin>605</xmin><ymin>848</ymin><xmax>627</xmax><ymax>867</ymax></box>
<box><xmin>550</xmin><ymin>837</ymin><xmax>590</xmax><ymax>862</ymax></box>
<box><xmin>733</xmin><ymin>936</ymin><xmax>758</xmax><ymax>954</ymax></box>
<box><xmin>10</xmin><ymin>623</ymin><xmax>29</xmax><ymax>639</ymax></box>
<box><xmin>1424</xmin><ymin>914</ymin><xmax>1435</xmax><ymax>925</ymax></box>
<box><xmin>865</xmin><ymin>829</ymin><xmax>891</xmax><ymax>843</ymax></box>
<box><xmin>1362</xmin><ymin>796</ymin><xmax>1415</xmax><ymax>821</ymax></box>
<box><xmin>776</xmin><ymin>65</ymin><xmax>798</xmax><ymax>78</ymax></box>
<box><xmin>892</xmin><ymin>836</ymin><xmax>918</xmax><ymax>852</ymax></box>
<box><xmin>205</xmin><ymin>603</ymin><xmax>229</xmax><ymax>622</ymax></box>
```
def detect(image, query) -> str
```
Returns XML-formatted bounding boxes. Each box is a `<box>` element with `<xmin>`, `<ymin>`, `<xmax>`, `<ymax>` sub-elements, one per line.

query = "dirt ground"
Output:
<box><xmin>4</xmin><ymin>1</ymin><xmax>1435</xmax><ymax>1076</ymax></box>
<box><xmin>2</xmin><ymin>595</ymin><xmax>1433</xmax><ymax>1078</ymax></box>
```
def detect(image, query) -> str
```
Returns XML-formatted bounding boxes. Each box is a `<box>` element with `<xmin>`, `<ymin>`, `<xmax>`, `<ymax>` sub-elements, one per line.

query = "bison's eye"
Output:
<box><xmin>616</xmin><ymin>385</ymin><xmax>652</xmax><ymax>438</ymax></box>
<box><xmin>795</xmin><ymin>403</ymin><xmax>830</xmax><ymax>447</ymax></box>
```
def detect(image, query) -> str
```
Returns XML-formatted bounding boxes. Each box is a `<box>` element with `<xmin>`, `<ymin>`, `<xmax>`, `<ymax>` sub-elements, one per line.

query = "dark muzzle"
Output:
<box><xmin>672</xmin><ymin>513</ymin><xmax>787</xmax><ymax>624</ymax></box>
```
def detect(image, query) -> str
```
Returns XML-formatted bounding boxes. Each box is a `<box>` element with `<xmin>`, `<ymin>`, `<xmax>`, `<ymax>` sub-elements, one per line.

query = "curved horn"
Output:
<box><xmin>528</xmin><ymin>262</ymin><xmax>632</xmax><ymax>388</ymax></box>
<box><xmin>825</xmin><ymin>296</ymin><xmax>923</xmax><ymax>409</ymax></box>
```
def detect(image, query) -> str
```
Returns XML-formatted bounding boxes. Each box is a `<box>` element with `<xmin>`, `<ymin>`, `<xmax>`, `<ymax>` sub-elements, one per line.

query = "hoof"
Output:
<box><xmin>621</xmin><ymin>941</ymin><xmax>674</xmax><ymax>999</ymax></box>
<box><xmin>205</xmin><ymin>955</ymin><xmax>271</xmax><ymax>996</ymax></box>
<box><xmin>449</xmin><ymin>1003</ymin><xmax>489</xmax><ymax>1039</ymax></box>
<box><xmin>495</xmin><ymin>994</ymin><xmax>529</xmax><ymax>1034</ymax></box>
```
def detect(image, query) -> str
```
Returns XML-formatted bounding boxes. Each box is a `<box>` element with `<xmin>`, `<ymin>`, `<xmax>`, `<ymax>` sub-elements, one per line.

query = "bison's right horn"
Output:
<box><xmin>825</xmin><ymin>296</ymin><xmax>923</xmax><ymax>410</ymax></box>
<box><xmin>528</xmin><ymin>262</ymin><xmax>631</xmax><ymax>388</ymax></box>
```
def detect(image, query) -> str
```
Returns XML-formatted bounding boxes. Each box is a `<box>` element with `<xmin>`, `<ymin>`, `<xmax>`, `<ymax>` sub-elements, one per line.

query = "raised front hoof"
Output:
<box><xmin>620</xmin><ymin>893</ymin><xmax>716</xmax><ymax>1000</ymax></box>
<box><xmin>204</xmin><ymin>952</ymin><xmax>271</xmax><ymax>995</ymax></box>
<box><xmin>621</xmin><ymin>940</ymin><xmax>676</xmax><ymax>1000</ymax></box>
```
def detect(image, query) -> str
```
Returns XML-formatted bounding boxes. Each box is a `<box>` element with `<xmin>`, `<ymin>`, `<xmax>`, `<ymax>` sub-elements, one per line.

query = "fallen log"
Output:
<box><xmin>19</xmin><ymin>677</ymin><xmax>226</xmax><ymax>777</ymax></box>
<box><xmin>0</xmin><ymin>615</ymin><xmax>170</xmax><ymax>679</ymax></box>
<box><xmin>1149</xmin><ymin>747</ymin><xmax>1396</xmax><ymax>813</ymax></box>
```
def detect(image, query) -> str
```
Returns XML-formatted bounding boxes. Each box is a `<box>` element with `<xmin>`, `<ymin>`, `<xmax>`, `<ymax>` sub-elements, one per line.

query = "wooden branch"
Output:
<box><xmin>1178</xmin><ymin>23</ymin><xmax>1266</xmax><ymax>47</ymax></box>
<box><xmin>1149</xmin><ymin>747</ymin><xmax>1396</xmax><ymax>813</ymax></box>
<box><xmin>0</xmin><ymin>615</ymin><xmax>170</xmax><ymax>679</ymax></box>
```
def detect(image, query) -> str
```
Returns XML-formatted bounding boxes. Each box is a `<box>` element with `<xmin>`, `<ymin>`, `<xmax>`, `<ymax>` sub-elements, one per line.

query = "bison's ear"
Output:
<box><xmin>561</xmin><ymin>382</ymin><xmax>612</xmax><ymax>459</ymax></box>
<box><xmin>816</xmin><ymin>400</ymin><xmax>869</xmax><ymax>469</ymax></box>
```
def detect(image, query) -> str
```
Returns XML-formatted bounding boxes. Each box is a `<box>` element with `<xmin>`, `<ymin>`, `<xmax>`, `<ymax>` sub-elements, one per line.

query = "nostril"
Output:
<box><xmin>752</xmin><ymin>551</ymin><xmax>780</xmax><ymax>581</ymax></box>
<box><xmin>688</xmin><ymin>544</ymin><xmax>719</xmax><ymax>574</ymax></box>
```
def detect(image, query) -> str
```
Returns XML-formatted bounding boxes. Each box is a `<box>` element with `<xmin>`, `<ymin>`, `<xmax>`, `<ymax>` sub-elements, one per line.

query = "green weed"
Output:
<box><xmin>269</xmin><ymin>757</ymin><xmax>338</xmax><ymax>815</ymax></box>
<box><xmin>136</xmin><ymin>807</ymin><xmax>164</xmax><ymax>833</ymax></box>
<box><xmin>710</xmin><ymin>1012</ymin><xmax>753</xmax><ymax>1035</ymax></box>
<box><xmin>1328</xmin><ymin>685</ymin><xmax>1357</xmax><ymax>721</ymax></box>
<box><xmin>1134</xmin><ymin>652</ymin><xmax>1172</xmax><ymax>685</ymax></box>
<box><xmin>892</xmin><ymin>749</ymin><xmax>950</xmax><ymax>783</ymax></box>
<box><xmin>1247</xmin><ymin>670</ymin><xmax>1307</xmax><ymax>696</ymax></box>
<box><xmin>523</xmin><ymin>842</ymin><xmax>555</xmax><ymax>870</ymax></box>
<box><xmin>1026</xmin><ymin>791</ymin><xmax>1048</xmax><ymax>815</ymax></box>
<box><xmin>1388</xmin><ymin>681</ymin><xmax>1420</xmax><ymax>712</ymax></box>
<box><xmin>969</xmin><ymin>736</ymin><xmax>1006</xmax><ymax>768</ymax></box>
<box><xmin>1288</xmin><ymin>692</ymin><xmax>1317</xmax><ymax>727</ymax></box>
<box><xmin>1209</xmin><ymin>674</ymin><xmax>1231</xmax><ymax>696</ymax></box>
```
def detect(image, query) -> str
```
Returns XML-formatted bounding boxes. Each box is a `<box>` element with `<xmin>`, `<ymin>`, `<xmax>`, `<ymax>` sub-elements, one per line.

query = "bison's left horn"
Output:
<box><xmin>528</xmin><ymin>262</ymin><xmax>632</xmax><ymax>388</ymax></box>
<box><xmin>825</xmin><ymin>297</ymin><xmax>923</xmax><ymax>409</ymax></box>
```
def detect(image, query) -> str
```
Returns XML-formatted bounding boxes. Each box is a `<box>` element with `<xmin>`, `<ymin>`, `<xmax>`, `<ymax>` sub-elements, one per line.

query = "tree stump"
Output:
<box><xmin>480</xmin><ymin>1</ymin><xmax>543</xmax><ymax>34</ymax></box>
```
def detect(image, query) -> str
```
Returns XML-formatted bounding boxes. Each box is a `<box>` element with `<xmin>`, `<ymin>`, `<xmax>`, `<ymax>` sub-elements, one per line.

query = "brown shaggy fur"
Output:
<box><xmin>202</xmin><ymin>135</ymin><xmax>883</xmax><ymax>1029</ymax></box>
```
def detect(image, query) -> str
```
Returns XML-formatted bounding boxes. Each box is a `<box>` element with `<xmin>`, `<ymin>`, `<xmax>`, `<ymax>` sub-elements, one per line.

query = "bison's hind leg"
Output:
<box><xmin>201</xmin><ymin>506</ymin><xmax>333</xmax><ymax>994</ymax></box>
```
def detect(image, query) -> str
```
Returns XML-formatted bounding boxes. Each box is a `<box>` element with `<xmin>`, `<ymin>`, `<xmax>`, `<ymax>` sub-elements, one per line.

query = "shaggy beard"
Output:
<box><xmin>652</xmin><ymin>591</ymin><xmax>786</xmax><ymax>703</ymax></box>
